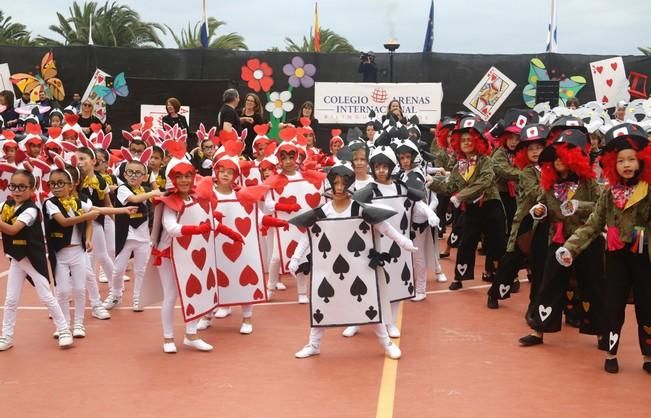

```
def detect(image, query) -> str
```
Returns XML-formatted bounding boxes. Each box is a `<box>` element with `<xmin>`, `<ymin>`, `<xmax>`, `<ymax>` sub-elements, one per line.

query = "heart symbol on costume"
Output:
<box><xmin>566</xmin><ymin>290</ymin><xmax>574</xmax><ymax>301</ymax></box>
<box><xmin>313</xmin><ymin>309</ymin><xmax>324</xmax><ymax>324</ymax></box>
<box><xmin>609</xmin><ymin>332</ymin><xmax>618</xmax><ymax>351</ymax></box>
<box><xmin>610</xmin><ymin>62</ymin><xmax>618</xmax><ymax>71</ymax></box>
<box><xmin>456</xmin><ymin>264</ymin><xmax>467</xmax><ymax>276</ymax></box>
<box><xmin>192</xmin><ymin>248</ymin><xmax>206</xmax><ymax>270</ymax></box>
<box><xmin>201</xmin><ymin>221</ymin><xmax>211</xmax><ymax>242</ymax></box>
<box><xmin>185</xmin><ymin>274</ymin><xmax>202</xmax><ymax>297</ymax></box>
<box><xmin>606</xmin><ymin>79</ymin><xmax>613</xmax><ymax>87</ymax></box>
<box><xmin>235</xmin><ymin>217</ymin><xmax>251</xmax><ymax>237</ymax></box>
<box><xmin>499</xmin><ymin>284</ymin><xmax>510</xmax><ymax>298</ymax></box>
<box><xmin>286</xmin><ymin>240</ymin><xmax>298</xmax><ymax>258</ymax></box>
<box><xmin>538</xmin><ymin>305</ymin><xmax>552</xmax><ymax>322</ymax></box>
<box><xmin>206</xmin><ymin>269</ymin><xmax>216</xmax><ymax>289</ymax></box>
<box><xmin>223</xmin><ymin>241</ymin><xmax>243</xmax><ymax>262</ymax></box>
<box><xmin>595</xmin><ymin>65</ymin><xmax>603</xmax><ymax>74</ymax></box>
<box><xmin>450</xmin><ymin>233</ymin><xmax>458</xmax><ymax>244</ymax></box>
<box><xmin>245</xmin><ymin>178</ymin><xmax>259</xmax><ymax>187</ymax></box>
<box><xmin>186</xmin><ymin>303</ymin><xmax>195</xmax><ymax>317</ymax></box>
<box><xmin>241</xmin><ymin>166</ymin><xmax>251</xmax><ymax>178</ymax></box>
<box><xmin>253</xmin><ymin>288</ymin><xmax>264</xmax><ymax>300</ymax></box>
<box><xmin>582</xmin><ymin>301</ymin><xmax>590</xmax><ymax>312</ymax></box>
<box><xmin>216</xmin><ymin>268</ymin><xmax>229</xmax><ymax>287</ymax></box>
<box><xmin>305</xmin><ymin>192</ymin><xmax>321</xmax><ymax>208</ymax></box>
<box><xmin>41</xmin><ymin>179</ymin><xmax>49</xmax><ymax>193</ymax></box>
<box><xmin>445</xmin><ymin>212</ymin><xmax>452</xmax><ymax>222</ymax></box>
<box><xmin>278</xmin><ymin>196</ymin><xmax>297</xmax><ymax>206</ymax></box>
<box><xmin>643</xmin><ymin>325</ymin><xmax>651</xmax><ymax>334</ymax></box>
<box><xmin>241</xmin><ymin>201</ymin><xmax>254</xmax><ymax>214</ymax></box>
<box><xmin>365</xmin><ymin>306</ymin><xmax>378</xmax><ymax>320</ymax></box>
<box><xmin>198</xmin><ymin>199</ymin><xmax>210</xmax><ymax>215</ymax></box>
<box><xmin>602</xmin><ymin>95</ymin><xmax>609</xmax><ymax>103</ymax></box>
<box><xmin>177</xmin><ymin>234</ymin><xmax>192</xmax><ymax>250</ymax></box>
<box><xmin>239</xmin><ymin>265</ymin><xmax>259</xmax><ymax>286</ymax></box>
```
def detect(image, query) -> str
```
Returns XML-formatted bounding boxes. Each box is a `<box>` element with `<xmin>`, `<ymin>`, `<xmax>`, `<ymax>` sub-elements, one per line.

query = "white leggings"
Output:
<box><xmin>86</xmin><ymin>222</ymin><xmax>115</xmax><ymax>301</ymax></box>
<box><xmin>55</xmin><ymin>246</ymin><xmax>87</xmax><ymax>326</ymax></box>
<box><xmin>268</xmin><ymin>252</ymin><xmax>308</xmax><ymax>294</ymax></box>
<box><xmin>112</xmin><ymin>239</ymin><xmax>149</xmax><ymax>298</ymax></box>
<box><xmin>158</xmin><ymin>259</ymin><xmax>199</xmax><ymax>339</ymax></box>
<box><xmin>2</xmin><ymin>258</ymin><xmax>68</xmax><ymax>338</ymax></box>
<box><xmin>308</xmin><ymin>323</ymin><xmax>390</xmax><ymax>348</ymax></box>
<box><xmin>104</xmin><ymin>216</ymin><xmax>116</xmax><ymax>258</ymax></box>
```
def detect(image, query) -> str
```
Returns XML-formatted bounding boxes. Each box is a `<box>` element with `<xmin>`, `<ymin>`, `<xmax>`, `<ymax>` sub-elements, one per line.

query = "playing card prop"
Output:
<box><xmin>214</xmin><ymin>198</ymin><xmax>267</xmax><ymax>306</ymax></box>
<box><xmin>10</xmin><ymin>52</ymin><xmax>65</xmax><ymax>102</ymax></box>
<box><xmin>141</xmin><ymin>104</ymin><xmax>190</xmax><ymax>131</ymax></box>
<box><xmin>171</xmin><ymin>202</ymin><xmax>219</xmax><ymax>322</ymax></box>
<box><xmin>522</xmin><ymin>58</ymin><xmax>586</xmax><ymax>108</ymax></box>
<box><xmin>92</xmin><ymin>72</ymin><xmax>129</xmax><ymax>105</ymax></box>
<box><xmin>241</xmin><ymin>56</ymin><xmax>316</xmax><ymax>140</ymax></box>
<box><xmin>309</xmin><ymin>217</ymin><xmax>382</xmax><ymax>327</ymax></box>
<box><xmin>0</xmin><ymin>64</ymin><xmax>12</xmax><ymax>93</ymax></box>
<box><xmin>463</xmin><ymin>67</ymin><xmax>516</xmax><ymax>121</ymax></box>
<box><xmin>589</xmin><ymin>57</ymin><xmax>630</xmax><ymax>108</ymax></box>
<box><xmin>82</xmin><ymin>69</ymin><xmax>110</xmax><ymax>123</ymax></box>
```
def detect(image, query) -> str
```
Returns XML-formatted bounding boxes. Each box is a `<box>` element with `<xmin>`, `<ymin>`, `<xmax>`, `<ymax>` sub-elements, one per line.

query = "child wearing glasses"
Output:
<box><xmin>191</xmin><ymin>137</ymin><xmax>216</xmax><ymax>177</ymax></box>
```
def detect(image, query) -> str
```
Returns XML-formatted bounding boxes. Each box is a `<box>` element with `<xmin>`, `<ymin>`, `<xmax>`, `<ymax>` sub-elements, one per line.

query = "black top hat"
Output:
<box><xmin>503</xmin><ymin>108</ymin><xmax>540</xmax><ymax>134</ymax></box>
<box><xmin>538</xmin><ymin>128</ymin><xmax>588</xmax><ymax>163</ymax></box>
<box><xmin>550</xmin><ymin>116</ymin><xmax>587</xmax><ymax>134</ymax></box>
<box><xmin>454</xmin><ymin>117</ymin><xmax>488</xmax><ymax>139</ymax></box>
<box><xmin>439</xmin><ymin>116</ymin><xmax>456</xmax><ymax>130</ymax></box>
<box><xmin>516</xmin><ymin>123</ymin><xmax>550</xmax><ymax>150</ymax></box>
<box><xmin>603</xmin><ymin>123</ymin><xmax>648</xmax><ymax>152</ymax></box>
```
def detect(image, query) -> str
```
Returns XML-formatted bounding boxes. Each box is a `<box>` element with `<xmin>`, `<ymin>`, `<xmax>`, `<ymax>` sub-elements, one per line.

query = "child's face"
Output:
<box><xmin>331</xmin><ymin>175</ymin><xmax>348</xmax><ymax>201</ymax></box>
<box><xmin>62</xmin><ymin>132</ymin><xmax>77</xmax><ymax>143</ymax></box>
<box><xmin>95</xmin><ymin>154</ymin><xmax>108</xmax><ymax>173</ymax></box>
<box><xmin>129</xmin><ymin>143</ymin><xmax>146</xmax><ymax>157</ymax></box>
<box><xmin>398</xmin><ymin>152</ymin><xmax>412</xmax><ymax>170</ymax></box>
<box><xmin>174</xmin><ymin>171</ymin><xmax>194</xmax><ymax>194</ymax></box>
<box><xmin>201</xmin><ymin>141</ymin><xmax>215</xmax><ymax>158</ymax></box>
<box><xmin>9</xmin><ymin>173</ymin><xmax>33</xmax><ymax>204</ymax></box>
<box><xmin>526</xmin><ymin>143</ymin><xmax>544</xmax><ymax>164</ymax></box>
<box><xmin>261</xmin><ymin>167</ymin><xmax>274</xmax><ymax>179</ymax></box>
<box><xmin>331</xmin><ymin>141</ymin><xmax>343</xmax><ymax>155</ymax></box>
<box><xmin>553</xmin><ymin>157</ymin><xmax>568</xmax><ymax>175</ymax></box>
<box><xmin>616</xmin><ymin>148</ymin><xmax>639</xmax><ymax>180</ymax></box>
<box><xmin>460</xmin><ymin>132</ymin><xmax>476</xmax><ymax>155</ymax></box>
<box><xmin>124</xmin><ymin>162</ymin><xmax>146</xmax><ymax>187</ymax></box>
<box><xmin>505</xmin><ymin>133</ymin><xmax>519</xmax><ymax>151</ymax></box>
<box><xmin>305</xmin><ymin>133</ymin><xmax>315</xmax><ymax>147</ymax></box>
<box><xmin>76</xmin><ymin>151</ymin><xmax>95</xmax><ymax>174</ymax></box>
<box><xmin>216</xmin><ymin>166</ymin><xmax>235</xmax><ymax>187</ymax></box>
<box><xmin>148</xmin><ymin>152</ymin><xmax>163</xmax><ymax>171</ymax></box>
<box><xmin>254</xmin><ymin>142</ymin><xmax>266</xmax><ymax>157</ymax></box>
<box><xmin>280</xmin><ymin>151</ymin><xmax>297</xmax><ymax>173</ymax></box>
<box><xmin>589</xmin><ymin>134</ymin><xmax>600</xmax><ymax>149</ymax></box>
<box><xmin>4</xmin><ymin>147</ymin><xmax>16</xmax><ymax>162</ymax></box>
<box><xmin>373</xmin><ymin>163</ymin><xmax>391</xmax><ymax>184</ymax></box>
<box><xmin>352</xmin><ymin>149</ymin><xmax>368</xmax><ymax>175</ymax></box>
<box><xmin>28</xmin><ymin>143</ymin><xmax>41</xmax><ymax>158</ymax></box>
<box><xmin>48</xmin><ymin>172</ymin><xmax>72</xmax><ymax>199</ymax></box>
<box><xmin>365</xmin><ymin>125</ymin><xmax>376</xmax><ymax>141</ymax></box>
<box><xmin>50</xmin><ymin>116</ymin><xmax>62</xmax><ymax>128</ymax></box>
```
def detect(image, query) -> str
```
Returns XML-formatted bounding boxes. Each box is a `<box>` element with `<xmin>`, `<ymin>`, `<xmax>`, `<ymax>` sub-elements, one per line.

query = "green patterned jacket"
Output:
<box><xmin>506</xmin><ymin>165</ymin><xmax>541</xmax><ymax>252</ymax></box>
<box><xmin>492</xmin><ymin>147</ymin><xmax>521</xmax><ymax>194</ymax></box>
<box><xmin>429</xmin><ymin>154</ymin><xmax>500</xmax><ymax>203</ymax></box>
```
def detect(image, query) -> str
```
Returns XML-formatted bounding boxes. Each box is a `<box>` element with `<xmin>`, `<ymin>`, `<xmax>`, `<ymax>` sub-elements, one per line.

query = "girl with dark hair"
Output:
<box><xmin>240</xmin><ymin>93</ymin><xmax>267</xmax><ymax>159</ymax></box>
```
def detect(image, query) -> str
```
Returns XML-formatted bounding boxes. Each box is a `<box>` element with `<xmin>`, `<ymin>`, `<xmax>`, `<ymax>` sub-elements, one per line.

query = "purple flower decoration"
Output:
<box><xmin>283</xmin><ymin>56</ymin><xmax>316</xmax><ymax>88</ymax></box>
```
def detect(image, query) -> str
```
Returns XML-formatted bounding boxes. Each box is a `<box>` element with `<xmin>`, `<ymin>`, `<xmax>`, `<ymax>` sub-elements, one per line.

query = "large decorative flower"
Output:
<box><xmin>241</xmin><ymin>58</ymin><xmax>274</xmax><ymax>93</ymax></box>
<box><xmin>283</xmin><ymin>56</ymin><xmax>316</xmax><ymax>88</ymax></box>
<box><xmin>265</xmin><ymin>91</ymin><xmax>294</xmax><ymax>119</ymax></box>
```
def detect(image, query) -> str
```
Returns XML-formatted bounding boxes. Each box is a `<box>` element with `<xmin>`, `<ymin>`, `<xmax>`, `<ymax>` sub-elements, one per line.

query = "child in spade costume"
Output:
<box><xmin>518</xmin><ymin>128</ymin><xmax>606</xmax><ymax>349</ymax></box>
<box><xmin>429</xmin><ymin>117</ymin><xmax>507</xmax><ymax>291</ymax></box>
<box><xmin>196</xmin><ymin>140</ymin><xmax>286</xmax><ymax>334</ymax></box>
<box><xmin>557</xmin><ymin>123</ymin><xmax>651</xmax><ymax>374</ymax></box>
<box><xmin>288</xmin><ymin>154</ymin><xmax>417</xmax><ymax>360</ymax></box>
<box><xmin>348</xmin><ymin>143</ymin><xmax>437</xmax><ymax>338</ymax></box>
<box><xmin>0</xmin><ymin>169</ymin><xmax>72</xmax><ymax>351</ymax></box>
<box><xmin>263</xmin><ymin>127</ymin><xmax>326</xmax><ymax>302</ymax></box>
<box><xmin>487</xmin><ymin>124</ymin><xmax>549</xmax><ymax>310</ymax></box>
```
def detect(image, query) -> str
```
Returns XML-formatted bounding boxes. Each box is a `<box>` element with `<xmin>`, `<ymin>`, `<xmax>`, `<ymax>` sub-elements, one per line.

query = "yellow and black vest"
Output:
<box><xmin>43</xmin><ymin>196</ymin><xmax>87</xmax><ymax>273</ymax></box>
<box><xmin>114</xmin><ymin>184</ymin><xmax>150</xmax><ymax>256</ymax></box>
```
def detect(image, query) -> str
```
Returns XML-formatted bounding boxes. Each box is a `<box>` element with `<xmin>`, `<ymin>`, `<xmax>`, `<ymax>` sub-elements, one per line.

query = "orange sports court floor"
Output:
<box><xmin>0</xmin><ymin>236</ymin><xmax>647</xmax><ymax>418</ymax></box>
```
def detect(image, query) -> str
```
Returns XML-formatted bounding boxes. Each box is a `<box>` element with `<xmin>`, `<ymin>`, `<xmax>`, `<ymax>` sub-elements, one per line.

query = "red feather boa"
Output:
<box><xmin>540</xmin><ymin>144</ymin><xmax>595</xmax><ymax>191</ymax></box>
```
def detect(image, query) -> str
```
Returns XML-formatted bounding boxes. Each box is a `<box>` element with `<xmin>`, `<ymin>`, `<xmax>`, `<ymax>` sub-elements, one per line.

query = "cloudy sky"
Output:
<box><xmin>3</xmin><ymin>0</ymin><xmax>650</xmax><ymax>54</ymax></box>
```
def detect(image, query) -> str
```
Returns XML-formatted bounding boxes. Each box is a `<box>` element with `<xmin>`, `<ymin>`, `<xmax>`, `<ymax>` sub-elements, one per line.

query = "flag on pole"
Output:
<box><xmin>546</xmin><ymin>0</ymin><xmax>558</xmax><ymax>52</ymax></box>
<box><xmin>314</xmin><ymin>1</ymin><xmax>321</xmax><ymax>52</ymax></box>
<box><xmin>200</xmin><ymin>0</ymin><xmax>209</xmax><ymax>48</ymax></box>
<box><xmin>422</xmin><ymin>0</ymin><xmax>434</xmax><ymax>52</ymax></box>
<box><xmin>88</xmin><ymin>12</ymin><xmax>94</xmax><ymax>45</ymax></box>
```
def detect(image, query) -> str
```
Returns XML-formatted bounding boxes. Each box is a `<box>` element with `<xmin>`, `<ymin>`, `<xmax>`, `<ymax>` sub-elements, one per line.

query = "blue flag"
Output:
<box><xmin>423</xmin><ymin>0</ymin><xmax>434</xmax><ymax>52</ymax></box>
<box><xmin>200</xmin><ymin>0</ymin><xmax>209</xmax><ymax>48</ymax></box>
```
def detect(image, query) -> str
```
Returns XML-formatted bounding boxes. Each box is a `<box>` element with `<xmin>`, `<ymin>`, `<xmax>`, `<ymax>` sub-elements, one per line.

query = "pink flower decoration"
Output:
<box><xmin>282</xmin><ymin>56</ymin><xmax>316</xmax><ymax>88</ymax></box>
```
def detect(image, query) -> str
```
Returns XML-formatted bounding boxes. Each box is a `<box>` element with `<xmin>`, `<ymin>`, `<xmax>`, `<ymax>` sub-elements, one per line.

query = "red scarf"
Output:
<box><xmin>610</xmin><ymin>183</ymin><xmax>635</xmax><ymax>209</ymax></box>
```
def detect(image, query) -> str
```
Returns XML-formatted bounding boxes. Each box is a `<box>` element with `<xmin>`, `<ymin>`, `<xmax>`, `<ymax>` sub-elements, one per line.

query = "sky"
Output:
<box><xmin>2</xmin><ymin>0</ymin><xmax>650</xmax><ymax>55</ymax></box>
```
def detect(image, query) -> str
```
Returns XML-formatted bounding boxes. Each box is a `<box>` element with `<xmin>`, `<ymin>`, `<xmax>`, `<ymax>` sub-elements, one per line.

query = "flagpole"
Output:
<box><xmin>88</xmin><ymin>12</ymin><xmax>94</xmax><ymax>45</ymax></box>
<box><xmin>314</xmin><ymin>1</ymin><xmax>320</xmax><ymax>52</ymax></box>
<box><xmin>546</xmin><ymin>0</ymin><xmax>558</xmax><ymax>52</ymax></box>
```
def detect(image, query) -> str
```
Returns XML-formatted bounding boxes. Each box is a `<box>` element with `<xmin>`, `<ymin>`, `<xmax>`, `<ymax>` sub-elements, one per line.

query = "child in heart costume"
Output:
<box><xmin>263</xmin><ymin>127</ymin><xmax>326</xmax><ymax>303</ymax></box>
<box><xmin>287</xmin><ymin>151</ymin><xmax>418</xmax><ymax>360</ymax></box>
<box><xmin>196</xmin><ymin>139</ymin><xmax>287</xmax><ymax>334</ymax></box>
<box><xmin>239</xmin><ymin>124</ymin><xmax>273</xmax><ymax>188</ymax></box>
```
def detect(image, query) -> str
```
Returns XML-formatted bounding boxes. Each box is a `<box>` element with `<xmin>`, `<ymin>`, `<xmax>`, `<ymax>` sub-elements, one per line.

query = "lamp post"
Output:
<box><xmin>383</xmin><ymin>38</ymin><xmax>400</xmax><ymax>83</ymax></box>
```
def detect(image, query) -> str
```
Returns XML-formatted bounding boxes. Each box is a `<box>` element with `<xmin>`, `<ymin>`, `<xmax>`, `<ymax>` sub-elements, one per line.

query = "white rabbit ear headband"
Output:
<box><xmin>121</xmin><ymin>146</ymin><xmax>153</xmax><ymax>168</ymax></box>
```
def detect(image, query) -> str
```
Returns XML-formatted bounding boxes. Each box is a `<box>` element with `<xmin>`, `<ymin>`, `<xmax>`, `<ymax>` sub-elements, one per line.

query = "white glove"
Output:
<box><xmin>529</xmin><ymin>203</ymin><xmax>547</xmax><ymax>220</ymax></box>
<box><xmin>450</xmin><ymin>195</ymin><xmax>461</xmax><ymax>208</ymax></box>
<box><xmin>288</xmin><ymin>258</ymin><xmax>299</xmax><ymax>277</ymax></box>
<box><xmin>560</xmin><ymin>199</ymin><xmax>578</xmax><ymax>217</ymax></box>
<box><xmin>555</xmin><ymin>246</ymin><xmax>573</xmax><ymax>267</ymax></box>
<box><xmin>428</xmin><ymin>212</ymin><xmax>440</xmax><ymax>228</ymax></box>
<box><xmin>401</xmin><ymin>241</ymin><xmax>419</xmax><ymax>253</ymax></box>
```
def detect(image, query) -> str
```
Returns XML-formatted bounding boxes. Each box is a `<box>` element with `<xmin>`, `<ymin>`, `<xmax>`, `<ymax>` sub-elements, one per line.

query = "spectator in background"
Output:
<box><xmin>162</xmin><ymin>97</ymin><xmax>189</xmax><ymax>131</ymax></box>
<box><xmin>68</xmin><ymin>92</ymin><xmax>82</xmax><ymax>113</ymax></box>
<box><xmin>566</xmin><ymin>97</ymin><xmax>580</xmax><ymax>110</ymax></box>
<box><xmin>218</xmin><ymin>88</ymin><xmax>241</xmax><ymax>133</ymax></box>
<box><xmin>0</xmin><ymin>90</ymin><xmax>19</xmax><ymax>129</ymax></box>
<box><xmin>382</xmin><ymin>99</ymin><xmax>407</xmax><ymax>124</ymax></box>
<box><xmin>240</xmin><ymin>93</ymin><xmax>267</xmax><ymax>159</ymax></box>
<box><xmin>37</xmin><ymin>90</ymin><xmax>59</xmax><ymax>126</ymax></box>
<box><xmin>614</xmin><ymin>101</ymin><xmax>627</xmax><ymax>123</ymax></box>
<box><xmin>289</xmin><ymin>101</ymin><xmax>320</xmax><ymax>137</ymax></box>
<box><xmin>78</xmin><ymin>99</ymin><xmax>111</xmax><ymax>135</ymax></box>
<box><xmin>15</xmin><ymin>91</ymin><xmax>31</xmax><ymax>110</ymax></box>
<box><xmin>358</xmin><ymin>51</ymin><xmax>378</xmax><ymax>83</ymax></box>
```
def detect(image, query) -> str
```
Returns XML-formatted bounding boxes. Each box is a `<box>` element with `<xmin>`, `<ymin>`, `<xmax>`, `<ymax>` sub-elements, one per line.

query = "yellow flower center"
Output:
<box><xmin>294</xmin><ymin>68</ymin><xmax>305</xmax><ymax>78</ymax></box>
<box><xmin>274</xmin><ymin>99</ymin><xmax>283</xmax><ymax>108</ymax></box>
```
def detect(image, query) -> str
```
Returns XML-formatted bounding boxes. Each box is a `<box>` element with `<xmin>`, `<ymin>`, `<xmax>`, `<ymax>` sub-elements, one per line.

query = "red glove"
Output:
<box><xmin>262</xmin><ymin>215</ymin><xmax>289</xmax><ymax>231</ymax></box>
<box><xmin>216</xmin><ymin>223</ymin><xmax>244</xmax><ymax>244</ymax></box>
<box><xmin>180</xmin><ymin>223</ymin><xmax>211</xmax><ymax>236</ymax></box>
<box><xmin>213</xmin><ymin>210</ymin><xmax>224</xmax><ymax>222</ymax></box>
<box><xmin>275</xmin><ymin>202</ymin><xmax>301</xmax><ymax>213</ymax></box>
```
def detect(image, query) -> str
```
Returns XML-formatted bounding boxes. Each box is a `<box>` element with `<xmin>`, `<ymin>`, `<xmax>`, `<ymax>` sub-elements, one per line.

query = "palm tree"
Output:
<box><xmin>36</xmin><ymin>1</ymin><xmax>165</xmax><ymax>47</ymax></box>
<box><xmin>167</xmin><ymin>17</ymin><xmax>247</xmax><ymax>50</ymax></box>
<box><xmin>639</xmin><ymin>46</ymin><xmax>651</xmax><ymax>56</ymax></box>
<box><xmin>285</xmin><ymin>28</ymin><xmax>356</xmax><ymax>53</ymax></box>
<box><xmin>0</xmin><ymin>10</ymin><xmax>34</xmax><ymax>45</ymax></box>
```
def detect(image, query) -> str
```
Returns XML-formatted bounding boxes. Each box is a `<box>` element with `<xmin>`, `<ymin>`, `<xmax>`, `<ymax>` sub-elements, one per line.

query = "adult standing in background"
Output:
<box><xmin>240</xmin><ymin>93</ymin><xmax>266</xmax><ymax>159</ymax></box>
<box><xmin>218</xmin><ymin>88</ymin><xmax>241</xmax><ymax>133</ymax></box>
<box><xmin>78</xmin><ymin>99</ymin><xmax>111</xmax><ymax>135</ymax></box>
<box><xmin>0</xmin><ymin>91</ymin><xmax>20</xmax><ymax>130</ymax></box>
<box><xmin>162</xmin><ymin>97</ymin><xmax>189</xmax><ymax>131</ymax></box>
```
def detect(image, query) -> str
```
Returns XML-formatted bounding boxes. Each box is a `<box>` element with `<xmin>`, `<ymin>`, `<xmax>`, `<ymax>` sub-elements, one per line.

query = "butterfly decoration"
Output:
<box><xmin>92</xmin><ymin>72</ymin><xmax>129</xmax><ymax>105</ymax></box>
<box><xmin>522</xmin><ymin>58</ymin><xmax>586</xmax><ymax>108</ymax></box>
<box><xmin>10</xmin><ymin>51</ymin><xmax>66</xmax><ymax>102</ymax></box>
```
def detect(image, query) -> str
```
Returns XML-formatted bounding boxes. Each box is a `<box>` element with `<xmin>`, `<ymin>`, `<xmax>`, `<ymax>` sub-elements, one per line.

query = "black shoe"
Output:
<box><xmin>439</xmin><ymin>251</ymin><xmax>450</xmax><ymax>259</ymax></box>
<box><xmin>643</xmin><ymin>362</ymin><xmax>651</xmax><ymax>374</ymax></box>
<box><xmin>449</xmin><ymin>281</ymin><xmax>463</xmax><ymax>291</ymax></box>
<box><xmin>565</xmin><ymin>317</ymin><xmax>581</xmax><ymax>328</ymax></box>
<box><xmin>597</xmin><ymin>336</ymin><xmax>609</xmax><ymax>352</ymax></box>
<box><xmin>487</xmin><ymin>295</ymin><xmax>499</xmax><ymax>309</ymax></box>
<box><xmin>481</xmin><ymin>272</ymin><xmax>494</xmax><ymax>283</ymax></box>
<box><xmin>604</xmin><ymin>358</ymin><xmax>619</xmax><ymax>374</ymax></box>
<box><xmin>511</xmin><ymin>279</ymin><xmax>520</xmax><ymax>293</ymax></box>
<box><xmin>437</xmin><ymin>230</ymin><xmax>445</xmax><ymax>239</ymax></box>
<box><xmin>519</xmin><ymin>334</ymin><xmax>543</xmax><ymax>346</ymax></box>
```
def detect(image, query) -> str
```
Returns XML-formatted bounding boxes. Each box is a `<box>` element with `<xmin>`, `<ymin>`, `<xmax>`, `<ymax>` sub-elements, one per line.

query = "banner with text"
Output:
<box><xmin>314</xmin><ymin>82</ymin><xmax>443</xmax><ymax>125</ymax></box>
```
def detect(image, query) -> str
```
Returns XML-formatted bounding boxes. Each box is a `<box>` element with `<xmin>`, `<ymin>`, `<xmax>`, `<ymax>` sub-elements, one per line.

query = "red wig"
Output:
<box><xmin>540</xmin><ymin>143</ymin><xmax>595</xmax><ymax>191</ymax></box>
<box><xmin>436</xmin><ymin>125</ymin><xmax>451</xmax><ymax>148</ymax></box>
<box><xmin>599</xmin><ymin>141</ymin><xmax>651</xmax><ymax>185</ymax></box>
<box><xmin>450</xmin><ymin>130</ymin><xmax>489</xmax><ymax>159</ymax></box>
<box><xmin>513</xmin><ymin>148</ymin><xmax>531</xmax><ymax>170</ymax></box>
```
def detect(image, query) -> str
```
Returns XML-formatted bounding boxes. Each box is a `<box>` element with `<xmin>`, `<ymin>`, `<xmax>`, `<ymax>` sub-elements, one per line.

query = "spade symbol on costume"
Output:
<box><xmin>365</xmin><ymin>306</ymin><xmax>378</xmax><ymax>320</ymax></box>
<box><xmin>403</xmin><ymin>199</ymin><xmax>412</xmax><ymax>210</ymax></box>
<box><xmin>318</xmin><ymin>234</ymin><xmax>332</xmax><ymax>258</ymax></box>
<box><xmin>313</xmin><ymin>309</ymin><xmax>324</xmax><ymax>324</ymax></box>
<box><xmin>333</xmin><ymin>255</ymin><xmax>350</xmax><ymax>280</ymax></box>
<box><xmin>408</xmin><ymin>284</ymin><xmax>414</xmax><ymax>295</ymax></box>
<box><xmin>400</xmin><ymin>213</ymin><xmax>409</xmax><ymax>234</ymax></box>
<box><xmin>401</xmin><ymin>263</ymin><xmax>411</xmax><ymax>286</ymax></box>
<box><xmin>384</xmin><ymin>267</ymin><xmax>391</xmax><ymax>284</ymax></box>
<box><xmin>317</xmin><ymin>278</ymin><xmax>335</xmax><ymax>303</ymax></box>
<box><xmin>389</xmin><ymin>241</ymin><xmax>402</xmax><ymax>263</ymax></box>
<box><xmin>311</xmin><ymin>223</ymin><xmax>322</xmax><ymax>236</ymax></box>
<box><xmin>350</xmin><ymin>276</ymin><xmax>368</xmax><ymax>302</ymax></box>
<box><xmin>347</xmin><ymin>232</ymin><xmax>366</xmax><ymax>257</ymax></box>
<box><xmin>359</xmin><ymin>222</ymin><xmax>370</xmax><ymax>234</ymax></box>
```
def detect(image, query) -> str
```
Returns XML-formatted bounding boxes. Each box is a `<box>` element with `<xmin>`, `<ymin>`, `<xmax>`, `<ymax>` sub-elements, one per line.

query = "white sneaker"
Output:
<box><xmin>411</xmin><ymin>293</ymin><xmax>426</xmax><ymax>302</ymax></box>
<box><xmin>342</xmin><ymin>326</ymin><xmax>360</xmax><ymax>337</ymax></box>
<box><xmin>214</xmin><ymin>307</ymin><xmax>232</xmax><ymax>318</ymax></box>
<box><xmin>0</xmin><ymin>336</ymin><xmax>13</xmax><ymax>351</ymax></box>
<box><xmin>123</xmin><ymin>274</ymin><xmax>131</xmax><ymax>282</ymax></box>
<box><xmin>98</xmin><ymin>269</ymin><xmax>108</xmax><ymax>283</ymax></box>
<box><xmin>163</xmin><ymin>342</ymin><xmax>177</xmax><ymax>353</ymax></box>
<box><xmin>275</xmin><ymin>282</ymin><xmax>287</xmax><ymax>291</ymax></box>
<box><xmin>267</xmin><ymin>289</ymin><xmax>274</xmax><ymax>300</ymax></box>
<box><xmin>196</xmin><ymin>317</ymin><xmax>212</xmax><ymax>331</ymax></box>
<box><xmin>436</xmin><ymin>272</ymin><xmax>448</xmax><ymax>283</ymax></box>
<box><xmin>295</xmin><ymin>344</ymin><xmax>320</xmax><ymax>358</ymax></box>
<box><xmin>384</xmin><ymin>342</ymin><xmax>402</xmax><ymax>359</ymax></box>
<box><xmin>52</xmin><ymin>329</ymin><xmax>60</xmax><ymax>339</ymax></box>
<box><xmin>239</xmin><ymin>322</ymin><xmax>253</xmax><ymax>335</ymax></box>
<box><xmin>72</xmin><ymin>324</ymin><xmax>86</xmax><ymax>338</ymax></box>
<box><xmin>91</xmin><ymin>305</ymin><xmax>111</xmax><ymax>320</ymax></box>
<box><xmin>102</xmin><ymin>293</ymin><xmax>122</xmax><ymax>310</ymax></box>
<box><xmin>58</xmin><ymin>329</ymin><xmax>73</xmax><ymax>349</ymax></box>
<box><xmin>387</xmin><ymin>324</ymin><xmax>401</xmax><ymax>338</ymax></box>
<box><xmin>298</xmin><ymin>294</ymin><xmax>309</xmax><ymax>304</ymax></box>
<box><xmin>183</xmin><ymin>337</ymin><xmax>213</xmax><ymax>351</ymax></box>
<box><xmin>132</xmin><ymin>297</ymin><xmax>143</xmax><ymax>312</ymax></box>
